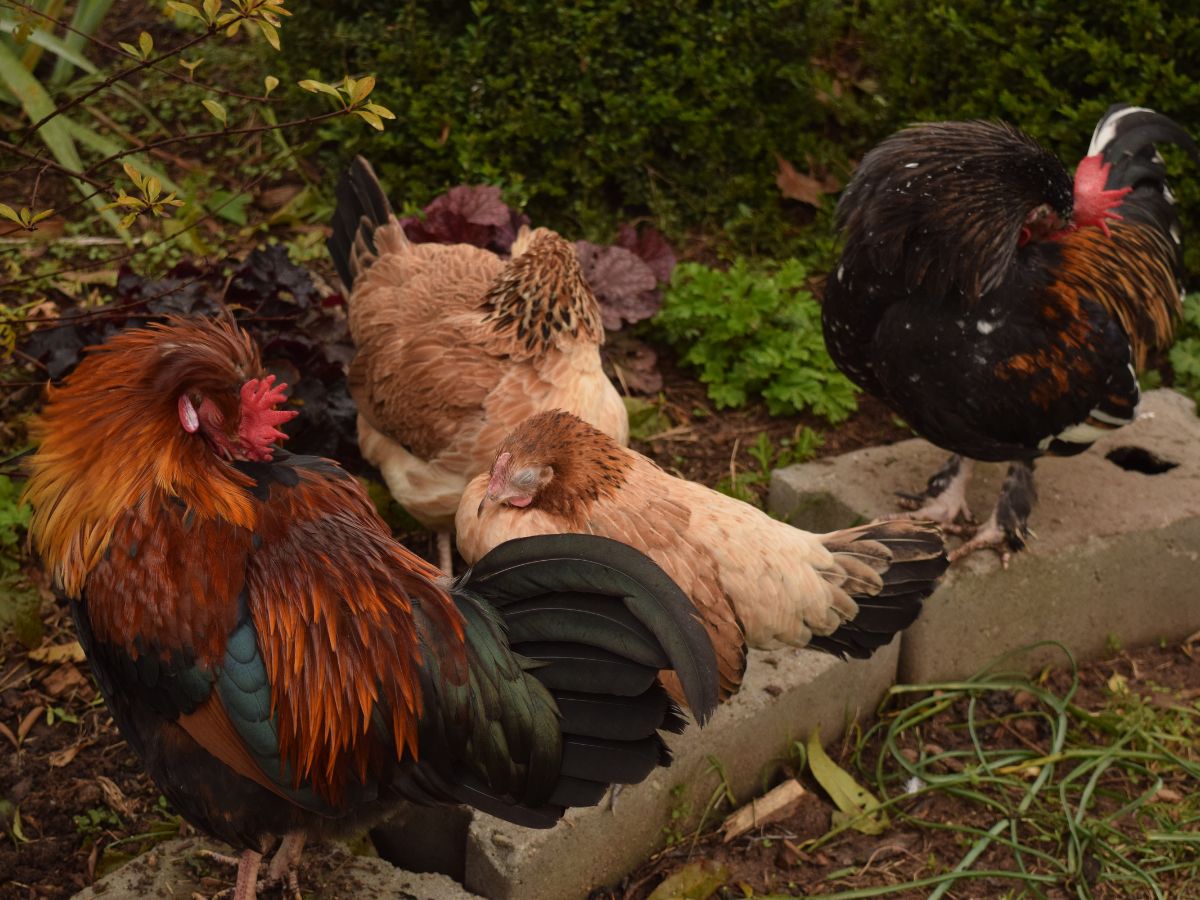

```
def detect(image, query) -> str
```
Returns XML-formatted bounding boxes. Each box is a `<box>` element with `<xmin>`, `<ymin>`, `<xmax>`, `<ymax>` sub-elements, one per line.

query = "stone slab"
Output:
<box><xmin>72</xmin><ymin>837</ymin><xmax>482</xmax><ymax>900</ymax></box>
<box><xmin>464</xmin><ymin>639</ymin><xmax>900</xmax><ymax>900</ymax></box>
<box><xmin>769</xmin><ymin>389</ymin><xmax>1200</xmax><ymax>683</ymax></box>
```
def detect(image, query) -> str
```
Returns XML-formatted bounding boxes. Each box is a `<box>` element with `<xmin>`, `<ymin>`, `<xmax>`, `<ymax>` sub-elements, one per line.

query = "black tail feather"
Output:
<box><xmin>446</xmin><ymin>533</ymin><xmax>719</xmax><ymax>827</ymax></box>
<box><xmin>327</xmin><ymin>155</ymin><xmax>394</xmax><ymax>290</ymax></box>
<box><xmin>814</xmin><ymin>520</ymin><xmax>948</xmax><ymax>659</ymax></box>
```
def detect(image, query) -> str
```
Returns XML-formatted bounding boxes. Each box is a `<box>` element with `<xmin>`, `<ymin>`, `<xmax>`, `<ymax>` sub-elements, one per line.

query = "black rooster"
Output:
<box><xmin>823</xmin><ymin>104</ymin><xmax>1198</xmax><ymax>564</ymax></box>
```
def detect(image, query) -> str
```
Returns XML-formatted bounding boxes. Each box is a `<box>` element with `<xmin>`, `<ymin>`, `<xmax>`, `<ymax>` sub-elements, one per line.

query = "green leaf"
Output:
<box><xmin>297</xmin><ymin>79</ymin><xmax>342</xmax><ymax>98</ymax></box>
<box><xmin>165</xmin><ymin>1</ymin><xmax>203</xmax><ymax>19</ymax></box>
<box><xmin>138</xmin><ymin>31</ymin><xmax>154</xmax><ymax>59</ymax></box>
<box><xmin>807</xmin><ymin>728</ymin><xmax>889</xmax><ymax>835</ymax></box>
<box><xmin>0</xmin><ymin>203</ymin><xmax>18</xmax><ymax>225</ymax></box>
<box><xmin>201</xmin><ymin>98</ymin><xmax>227</xmax><ymax>126</ymax></box>
<box><xmin>257</xmin><ymin>19</ymin><xmax>280</xmax><ymax>51</ymax></box>
<box><xmin>348</xmin><ymin>74</ymin><xmax>376</xmax><ymax>104</ymax></box>
<box><xmin>263</xmin><ymin>75</ymin><xmax>279</xmax><ymax>96</ymax></box>
<box><xmin>354</xmin><ymin>109</ymin><xmax>384</xmax><ymax>130</ymax></box>
<box><xmin>646</xmin><ymin>861</ymin><xmax>729</xmax><ymax>900</ymax></box>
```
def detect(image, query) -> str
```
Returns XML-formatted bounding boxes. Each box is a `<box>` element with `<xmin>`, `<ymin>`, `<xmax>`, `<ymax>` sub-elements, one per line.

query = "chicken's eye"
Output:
<box><xmin>512</xmin><ymin>468</ymin><xmax>541</xmax><ymax>489</ymax></box>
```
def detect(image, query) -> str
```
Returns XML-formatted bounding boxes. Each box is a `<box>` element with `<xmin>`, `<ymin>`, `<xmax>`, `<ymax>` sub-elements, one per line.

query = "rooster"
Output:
<box><xmin>24</xmin><ymin>318</ymin><xmax>717</xmax><ymax>899</ymax></box>
<box><xmin>458</xmin><ymin>410</ymin><xmax>948</xmax><ymax>700</ymax></box>
<box><xmin>328</xmin><ymin>158</ymin><xmax>629</xmax><ymax>572</ymax></box>
<box><xmin>823</xmin><ymin>104</ymin><xmax>1199</xmax><ymax>563</ymax></box>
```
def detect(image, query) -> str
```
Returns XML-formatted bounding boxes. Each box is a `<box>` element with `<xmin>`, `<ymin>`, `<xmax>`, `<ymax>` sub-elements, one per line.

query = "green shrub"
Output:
<box><xmin>655</xmin><ymin>258</ymin><xmax>858</xmax><ymax>422</ymax></box>
<box><xmin>269</xmin><ymin>0</ymin><xmax>864</xmax><ymax>252</ymax></box>
<box><xmin>857</xmin><ymin>0</ymin><xmax>1200</xmax><ymax>273</ymax></box>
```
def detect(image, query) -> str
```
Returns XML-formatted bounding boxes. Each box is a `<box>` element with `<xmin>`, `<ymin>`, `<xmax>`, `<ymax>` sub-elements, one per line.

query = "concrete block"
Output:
<box><xmin>464</xmin><ymin>640</ymin><xmax>900</xmax><ymax>900</ymax></box>
<box><xmin>770</xmin><ymin>389</ymin><xmax>1200</xmax><ymax>683</ymax></box>
<box><xmin>72</xmin><ymin>837</ymin><xmax>482</xmax><ymax>900</ymax></box>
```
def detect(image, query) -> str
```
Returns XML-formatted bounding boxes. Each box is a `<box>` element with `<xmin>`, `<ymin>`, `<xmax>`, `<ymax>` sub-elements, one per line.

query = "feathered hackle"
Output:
<box><xmin>24</xmin><ymin>317</ymin><xmax>262</xmax><ymax>597</ymax></box>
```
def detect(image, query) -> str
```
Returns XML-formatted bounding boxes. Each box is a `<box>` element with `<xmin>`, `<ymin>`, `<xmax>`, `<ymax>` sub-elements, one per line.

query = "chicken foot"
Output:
<box><xmin>201</xmin><ymin>831</ymin><xmax>305</xmax><ymax>899</ymax></box>
<box><xmin>887</xmin><ymin>454</ymin><xmax>975</xmax><ymax>533</ymax></box>
<box><xmin>948</xmin><ymin>460</ymin><xmax>1037</xmax><ymax>568</ymax></box>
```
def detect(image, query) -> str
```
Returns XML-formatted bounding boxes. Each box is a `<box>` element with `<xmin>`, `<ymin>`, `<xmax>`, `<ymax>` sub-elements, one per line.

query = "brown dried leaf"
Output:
<box><xmin>775</xmin><ymin>154</ymin><xmax>841</xmax><ymax>207</ymax></box>
<box><xmin>0</xmin><ymin>720</ymin><xmax>17</xmax><ymax>750</ymax></box>
<box><xmin>17</xmin><ymin>706</ymin><xmax>43</xmax><ymax>744</ymax></box>
<box><xmin>49</xmin><ymin>741</ymin><xmax>91</xmax><ymax>768</ymax></box>
<box><xmin>722</xmin><ymin>778</ymin><xmax>808</xmax><ymax>842</ymax></box>
<box><xmin>43</xmin><ymin>663</ymin><xmax>86</xmax><ymax>697</ymax></box>
<box><xmin>28</xmin><ymin>641</ymin><xmax>85</xmax><ymax>664</ymax></box>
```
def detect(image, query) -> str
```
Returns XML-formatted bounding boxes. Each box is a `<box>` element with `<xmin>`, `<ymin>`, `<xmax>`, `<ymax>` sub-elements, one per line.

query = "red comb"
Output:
<box><xmin>238</xmin><ymin>375</ymin><xmax>299</xmax><ymax>461</ymax></box>
<box><xmin>1073</xmin><ymin>155</ymin><xmax>1131</xmax><ymax>237</ymax></box>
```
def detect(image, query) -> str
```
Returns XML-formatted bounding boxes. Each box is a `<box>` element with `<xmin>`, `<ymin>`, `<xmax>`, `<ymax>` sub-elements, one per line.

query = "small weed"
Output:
<box><xmin>73</xmin><ymin>807</ymin><xmax>123</xmax><ymax>838</ymax></box>
<box><xmin>717</xmin><ymin>427</ymin><xmax>823</xmax><ymax>507</ymax></box>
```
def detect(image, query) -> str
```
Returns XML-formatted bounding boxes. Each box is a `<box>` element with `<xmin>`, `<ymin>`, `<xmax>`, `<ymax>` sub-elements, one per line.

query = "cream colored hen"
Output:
<box><xmin>458</xmin><ymin>410</ymin><xmax>948</xmax><ymax>700</ymax></box>
<box><xmin>328</xmin><ymin>159</ymin><xmax>629</xmax><ymax>571</ymax></box>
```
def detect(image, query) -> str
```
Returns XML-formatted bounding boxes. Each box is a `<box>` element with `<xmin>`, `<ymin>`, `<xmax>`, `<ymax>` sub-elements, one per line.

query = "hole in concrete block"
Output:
<box><xmin>1104</xmin><ymin>445</ymin><xmax>1179</xmax><ymax>475</ymax></box>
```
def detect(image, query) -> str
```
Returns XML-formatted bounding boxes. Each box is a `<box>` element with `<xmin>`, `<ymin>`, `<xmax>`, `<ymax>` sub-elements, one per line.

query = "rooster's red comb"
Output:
<box><xmin>238</xmin><ymin>375</ymin><xmax>299</xmax><ymax>461</ymax></box>
<box><xmin>1073</xmin><ymin>155</ymin><xmax>1131</xmax><ymax>237</ymax></box>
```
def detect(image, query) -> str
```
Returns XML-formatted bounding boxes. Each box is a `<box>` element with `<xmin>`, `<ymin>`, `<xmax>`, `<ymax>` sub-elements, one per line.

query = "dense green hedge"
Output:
<box><xmin>274</xmin><ymin>0</ymin><xmax>860</xmax><ymax>251</ymax></box>
<box><xmin>277</xmin><ymin>0</ymin><xmax>1200</xmax><ymax>263</ymax></box>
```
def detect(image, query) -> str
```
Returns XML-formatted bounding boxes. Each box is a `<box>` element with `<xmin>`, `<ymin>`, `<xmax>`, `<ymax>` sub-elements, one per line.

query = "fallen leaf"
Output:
<box><xmin>646</xmin><ymin>860</ymin><xmax>730</xmax><ymax>900</ymax></box>
<box><xmin>17</xmin><ymin>706</ymin><xmax>43</xmax><ymax>745</ymax></box>
<box><xmin>1154</xmin><ymin>787</ymin><xmax>1183</xmax><ymax>804</ymax></box>
<box><xmin>49</xmin><ymin>741</ymin><xmax>92</xmax><ymax>768</ymax></box>
<box><xmin>97</xmin><ymin>775</ymin><xmax>135</xmax><ymax>820</ymax></box>
<box><xmin>775</xmin><ymin>154</ymin><xmax>841</xmax><ymax>207</ymax></box>
<box><xmin>807</xmin><ymin>728</ymin><xmax>889</xmax><ymax>835</ymax></box>
<box><xmin>28</xmin><ymin>641</ymin><xmax>85</xmax><ymax>664</ymax></box>
<box><xmin>721</xmin><ymin>778</ymin><xmax>807</xmax><ymax>842</ymax></box>
<box><xmin>43</xmin><ymin>663</ymin><xmax>86</xmax><ymax>697</ymax></box>
<box><xmin>0</xmin><ymin>721</ymin><xmax>15</xmax><ymax>750</ymax></box>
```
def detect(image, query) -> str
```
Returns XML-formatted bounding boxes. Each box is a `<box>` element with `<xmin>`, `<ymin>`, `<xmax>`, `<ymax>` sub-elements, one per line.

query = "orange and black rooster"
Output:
<box><xmin>24</xmin><ymin>318</ymin><xmax>718</xmax><ymax>899</ymax></box>
<box><xmin>823</xmin><ymin>104</ymin><xmax>1199</xmax><ymax>563</ymax></box>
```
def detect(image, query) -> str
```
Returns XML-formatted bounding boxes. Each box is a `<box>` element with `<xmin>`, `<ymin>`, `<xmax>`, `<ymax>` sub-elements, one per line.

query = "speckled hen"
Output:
<box><xmin>327</xmin><ymin>158</ymin><xmax>628</xmax><ymax>572</ymax></box>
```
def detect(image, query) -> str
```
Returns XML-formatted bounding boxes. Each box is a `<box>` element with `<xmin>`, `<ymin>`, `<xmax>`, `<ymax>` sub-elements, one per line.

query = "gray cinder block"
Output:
<box><xmin>770</xmin><ymin>389</ymin><xmax>1200</xmax><ymax>683</ymax></box>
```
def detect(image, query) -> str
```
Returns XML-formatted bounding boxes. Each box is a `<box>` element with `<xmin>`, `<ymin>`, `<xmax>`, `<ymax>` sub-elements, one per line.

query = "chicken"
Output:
<box><xmin>23</xmin><ymin>318</ymin><xmax>717</xmax><ymax>900</ymax></box>
<box><xmin>327</xmin><ymin>158</ymin><xmax>629</xmax><ymax>572</ymax></box>
<box><xmin>822</xmin><ymin>104</ymin><xmax>1199</xmax><ymax>563</ymax></box>
<box><xmin>458</xmin><ymin>410</ymin><xmax>948</xmax><ymax>700</ymax></box>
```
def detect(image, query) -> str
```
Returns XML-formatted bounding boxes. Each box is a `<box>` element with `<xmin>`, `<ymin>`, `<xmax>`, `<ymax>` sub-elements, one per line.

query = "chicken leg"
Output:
<box><xmin>888</xmin><ymin>454</ymin><xmax>975</xmax><ymax>533</ymax></box>
<box><xmin>437</xmin><ymin>530</ymin><xmax>454</xmax><ymax>574</ymax></box>
<box><xmin>232</xmin><ymin>849</ymin><xmax>261</xmax><ymax>900</ymax></box>
<box><xmin>948</xmin><ymin>461</ymin><xmax>1037</xmax><ymax>567</ymax></box>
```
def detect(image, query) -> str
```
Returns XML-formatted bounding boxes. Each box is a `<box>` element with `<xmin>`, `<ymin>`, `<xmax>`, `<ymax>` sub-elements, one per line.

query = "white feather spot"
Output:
<box><xmin>1171</xmin><ymin>224</ymin><xmax>1181</xmax><ymax>244</ymax></box>
<box><xmin>1088</xmin><ymin>106</ymin><xmax>1152</xmax><ymax>156</ymax></box>
<box><xmin>1164</xmin><ymin>185</ymin><xmax>1176</xmax><ymax>204</ymax></box>
<box><xmin>904</xmin><ymin>162</ymin><xmax>919</xmax><ymax>168</ymax></box>
<box><xmin>976</xmin><ymin>319</ymin><xmax>997</xmax><ymax>335</ymax></box>
<box><xmin>836</xmin><ymin>264</ymin><xmax>845</xmax><ymax>283</ymax></box>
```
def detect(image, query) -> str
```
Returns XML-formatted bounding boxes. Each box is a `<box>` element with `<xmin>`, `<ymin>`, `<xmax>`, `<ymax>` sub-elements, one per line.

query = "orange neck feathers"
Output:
<box><xmin>25</xmin><ymin>319</ymin><xmax>263</xmax><ymax>597</ymax></box>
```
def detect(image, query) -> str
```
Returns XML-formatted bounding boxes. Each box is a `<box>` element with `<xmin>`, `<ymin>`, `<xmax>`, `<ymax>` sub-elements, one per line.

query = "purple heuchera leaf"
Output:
<box><xmin>615</xmin><ymin>222</ymin><xmax>676</xmax><ymax>284</ymax></box>
<box><xmin>401</xmin><ymin>185</ymin><xmax>530</xmax><ymax>253</ymax></box>
<box><xmin>575</xmin><ymin>241</ymin><xmax>660</xmax><ymax>331</ymax></box>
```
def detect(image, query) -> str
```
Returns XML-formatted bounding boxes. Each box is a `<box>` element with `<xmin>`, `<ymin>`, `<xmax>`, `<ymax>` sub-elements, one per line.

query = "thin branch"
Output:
<box><xmin>0</xmin><ymin>139</ymin><xmax>109</xmax><ymax>189</ymax></box>
<box><xmin>12</xmin><ymin>3</ymin><xmax>229</xmax><ymax>148</ymax></box>
<box><xmin>79</xmin><ymin>108</ymin><xmax>350</xmax><ymax>178</ymax></box>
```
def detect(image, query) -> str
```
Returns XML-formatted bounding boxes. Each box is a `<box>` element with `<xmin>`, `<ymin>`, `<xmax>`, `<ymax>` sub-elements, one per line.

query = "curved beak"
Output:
<box><xmin>477</xmin><ymin>492</ymin><xmax>498</xmax><ymax>518</ymax></box>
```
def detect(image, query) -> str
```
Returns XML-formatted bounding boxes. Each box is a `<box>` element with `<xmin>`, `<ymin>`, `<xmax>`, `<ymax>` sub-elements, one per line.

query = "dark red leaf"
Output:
<box><xmin>576</xmin><ymin>241</ymin><xmax>661</xmax><ymax>331</ymax></box>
